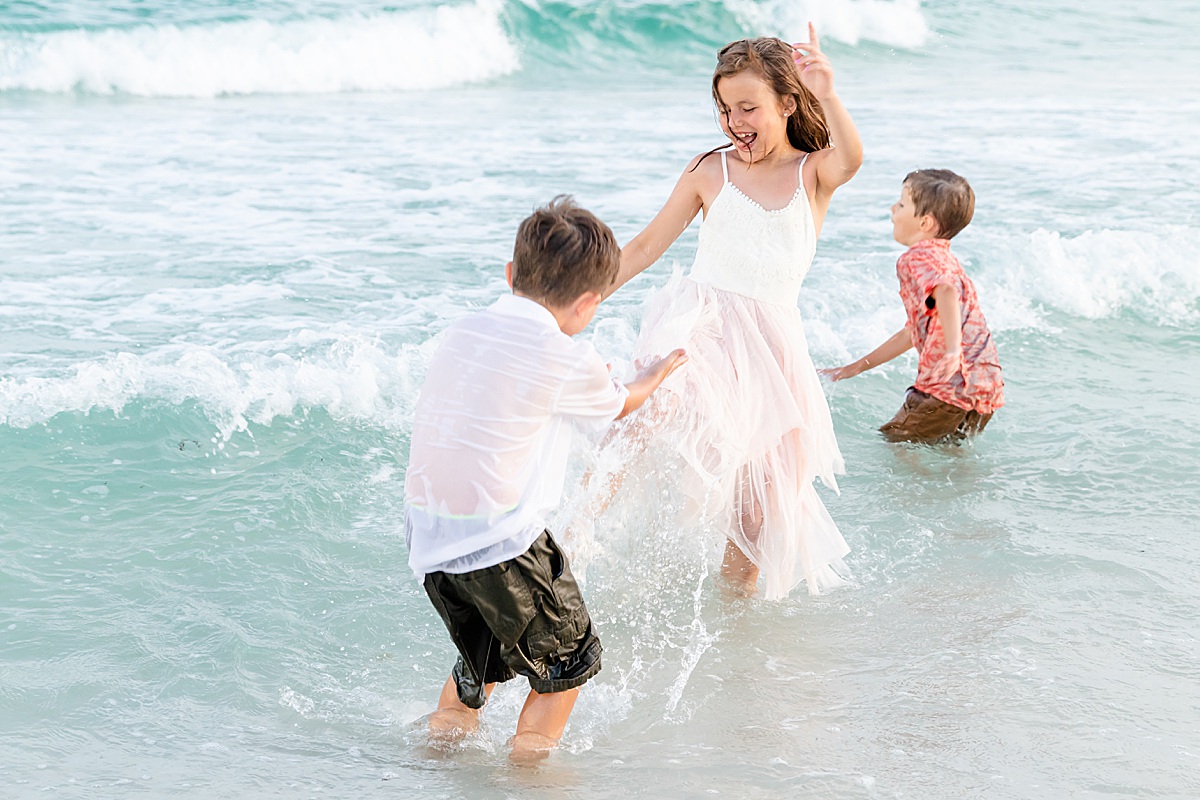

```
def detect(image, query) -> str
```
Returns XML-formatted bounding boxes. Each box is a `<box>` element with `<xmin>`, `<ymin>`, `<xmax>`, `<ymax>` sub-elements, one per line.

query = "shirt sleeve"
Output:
<box><xmin>910</xmin><ymin>248</ymin><xmax>957</xmax><ymax>302</ymax></box>
<box><xmin>554</xmin><ymin>343</ymin><xmax>629</xmax><ymax>432</ymax></box>
<box><xmin>902</xmin><ymin>250</ymin><xmax>955</xmax><ymax>316</ymax></box>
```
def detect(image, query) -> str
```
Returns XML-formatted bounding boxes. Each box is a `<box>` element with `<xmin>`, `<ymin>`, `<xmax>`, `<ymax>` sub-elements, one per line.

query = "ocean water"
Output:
<box><xmin>2</xmin><ymin>0</ymin><xmax>1199</xmax><ymax>797</ymax></box>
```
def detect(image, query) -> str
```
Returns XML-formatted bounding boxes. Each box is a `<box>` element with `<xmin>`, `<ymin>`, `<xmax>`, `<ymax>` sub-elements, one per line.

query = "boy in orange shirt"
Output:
<box><xmin>826</xmin><ymin>169</ymin><xmax>1004</xmax><ymax>442</ymax></box>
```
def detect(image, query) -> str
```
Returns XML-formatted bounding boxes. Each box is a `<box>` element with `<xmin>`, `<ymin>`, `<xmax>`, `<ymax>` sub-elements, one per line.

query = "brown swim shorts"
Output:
<box><xmin>879</xmin><ymin>387</ymin><xmax>994</xmax><ymax>444</ymax></box>
<box><xmin>422</xmin><ymin>530</ymin><xmax>602</xmax><ymax>709</ymax></box>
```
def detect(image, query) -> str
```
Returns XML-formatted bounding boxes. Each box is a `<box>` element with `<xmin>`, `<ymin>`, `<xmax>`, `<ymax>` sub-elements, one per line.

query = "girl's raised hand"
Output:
<box><xmin>792</xmin><ymin>22</ymin><xmax>835</xmax><ymax>100</ymax></box>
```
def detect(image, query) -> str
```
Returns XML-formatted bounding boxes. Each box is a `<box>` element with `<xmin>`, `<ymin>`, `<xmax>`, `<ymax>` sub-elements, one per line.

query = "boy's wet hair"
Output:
<box><xmin>512</xmin><ymin>195</ymin><xmax>620</xmax><ymax>307</ymax></box>
<box><xmin>904</xmin><ymin>169</ymin><xmax>975</xmax><ymax>239</ymax></box>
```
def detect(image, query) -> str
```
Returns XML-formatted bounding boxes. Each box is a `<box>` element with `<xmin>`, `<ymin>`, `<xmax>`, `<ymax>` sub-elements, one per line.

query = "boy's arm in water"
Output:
<box><xmin>822</xmin><ymin>328</ymin><xmax>912</xmax><ymax>381</ymax></box>
<box><xmin>927</xmin><ymin>283</ymin><xmax>963</xmax><ymax>383</ymax></box>
<box><xmin>606</xmin><ymin>157</ymin><xmax>706</xmax><ymax>299</ymax></box>
<box><xmin>825</xmin><ymin>282</ymin><xmax>962</xmax><ymax>382</ymax></box>
<box><xmin>617</xmin><ymin>349</ymin><xmax>688</xmax><ymax>418</ymax></box>
<box><xmin>792</xmin><ymin>23</ymin><xmax>863</xmax><ymax>198</ymax></box>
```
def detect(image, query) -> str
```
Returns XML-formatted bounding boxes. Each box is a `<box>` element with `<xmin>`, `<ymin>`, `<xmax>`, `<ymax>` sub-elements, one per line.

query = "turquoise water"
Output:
<box><xmin>2</xmin><ymin>1</ymin><xmax>1199</xmax><ymax>797</ymax></box>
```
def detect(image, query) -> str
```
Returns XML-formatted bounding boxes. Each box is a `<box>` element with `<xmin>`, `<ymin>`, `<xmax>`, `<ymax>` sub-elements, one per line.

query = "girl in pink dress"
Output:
<box><xmin>602</xmin><ymin>27</ymin><xmax>863</xmax><ymax>600</ymax></box>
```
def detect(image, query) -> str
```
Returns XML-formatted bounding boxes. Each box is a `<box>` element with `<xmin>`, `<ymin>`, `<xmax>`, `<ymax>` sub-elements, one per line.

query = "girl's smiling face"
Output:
<box><xmin>716</xmin><ymin>70</ymin><xmax>794</xmax><ymax>157</ymax></box>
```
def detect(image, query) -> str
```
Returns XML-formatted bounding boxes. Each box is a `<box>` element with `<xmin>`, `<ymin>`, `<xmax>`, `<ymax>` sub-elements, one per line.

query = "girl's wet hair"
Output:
<box><xmin>692</xmin><ymin>37</ymin><xmax>831</xmax><ymax>171</ymax></box>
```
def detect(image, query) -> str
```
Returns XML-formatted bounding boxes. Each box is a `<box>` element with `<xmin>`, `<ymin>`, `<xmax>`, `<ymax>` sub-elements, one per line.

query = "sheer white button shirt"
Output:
<box><xmin>404</xmin><ymin>293</ymin><xmax>628</xmax><ymax>578</ymax></box>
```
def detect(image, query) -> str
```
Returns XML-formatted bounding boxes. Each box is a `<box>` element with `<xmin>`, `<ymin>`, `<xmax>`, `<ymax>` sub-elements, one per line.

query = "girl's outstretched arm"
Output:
<box><xmin>604</xmin><ymin>156</ymin><xmax>706</xmax><ymax>299</ymax></box>
<box><xmin>792</xmin><ymin>23</ymin><xmax>863</xmax><ymax>195</ymax></box>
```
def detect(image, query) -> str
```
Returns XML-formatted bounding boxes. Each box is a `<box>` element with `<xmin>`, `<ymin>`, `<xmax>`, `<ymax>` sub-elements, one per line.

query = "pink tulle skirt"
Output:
<box><xmin>622</xmin><ymin>272</ymin><xmax>850</xmax><ymax>600</ymax></box>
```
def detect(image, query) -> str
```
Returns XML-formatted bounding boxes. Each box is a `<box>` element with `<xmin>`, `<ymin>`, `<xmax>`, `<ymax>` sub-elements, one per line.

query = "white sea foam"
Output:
<box><xmin>0</xmin><ymin>1</ymin><xmax>518</xmax><ymax>97</ymax></box>
<box><xmin>0</xmin><ymin>336</ymin><xmax>437</xmax><ymax>436</ymax></box>
<box><xmin>794</xmin><ymin>223</ymin><xmax>1200</xmax><ymax>370</ymax></box>
<box><xmin>1018</xmin><ymin>226</ymin><xmax>1200</xmax><ymax>322</ymax></box>
<box><xmin>2</xmin><ymin>224</ymin><xmax>1194</xmax><ymax>433</ymax></box>
<box><xmin>727</xmin><ymin>0</ymin><xmax>930</xmax><ymax>49</ymax></box>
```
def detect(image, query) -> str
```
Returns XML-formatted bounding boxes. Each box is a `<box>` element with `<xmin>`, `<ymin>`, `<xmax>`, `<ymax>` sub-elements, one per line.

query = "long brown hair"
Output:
<box><xmin>692</xmin><ymin>37</ymin><xmax>830</xmax><ymax>170</ymax></box>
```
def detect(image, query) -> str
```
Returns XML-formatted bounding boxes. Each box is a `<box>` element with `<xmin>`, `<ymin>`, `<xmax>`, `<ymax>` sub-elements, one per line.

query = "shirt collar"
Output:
<box><xmin>909</xmin><ymin>238</ymin><xmax>952</xmax><ymax>252</ymax></box>
<box><xmin>491</xmin><ymin>293</ymin><xmax>561</xmax><ymax>330</ymax></box>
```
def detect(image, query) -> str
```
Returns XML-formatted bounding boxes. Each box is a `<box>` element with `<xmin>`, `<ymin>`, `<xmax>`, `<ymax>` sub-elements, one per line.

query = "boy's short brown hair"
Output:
<box><xmin>904</xmin><ymin>169</ymin><xmax>975</xmax><ymax>239</ymax></box>
<box><xmin>511</xmin><ymin>195</ymin><xmax>620</xmax><ymax>307</ymax></box>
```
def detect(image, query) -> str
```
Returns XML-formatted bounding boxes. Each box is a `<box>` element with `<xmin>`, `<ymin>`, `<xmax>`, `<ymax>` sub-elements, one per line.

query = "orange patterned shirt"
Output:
<box><xmin>897</xmin><ymin>239</ymin><xmax>1004</xmax><ymax>414</ymax></box>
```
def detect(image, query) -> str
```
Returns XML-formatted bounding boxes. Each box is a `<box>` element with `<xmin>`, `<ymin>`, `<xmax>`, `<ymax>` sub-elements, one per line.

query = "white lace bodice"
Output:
<box><xmin>687</xmin><ymin>151</ymin><xmax>816</xmax><ymax>305</ymax></box>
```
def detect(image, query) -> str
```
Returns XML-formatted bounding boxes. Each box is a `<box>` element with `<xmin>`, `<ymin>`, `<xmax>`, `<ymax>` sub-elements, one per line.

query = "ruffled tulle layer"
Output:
<box><xmin>622</xmin><ymin>272</ymin><xmax>850</xmax><ymax>600</ymax></box>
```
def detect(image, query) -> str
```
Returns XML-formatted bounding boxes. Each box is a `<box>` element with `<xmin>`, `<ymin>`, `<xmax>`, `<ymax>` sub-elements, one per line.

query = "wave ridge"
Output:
<box><xmin>0</xmin><ymin>1</ymin><xmax>518</xmax><ymax>97</ymax></box>
<box><xmin>0</xmin><ymin>337</ymin><xmax>429</xmax><ymax>435</ymax></box>
<box><xmin>0</xmin><ymin>0</ymin><xmax>933</xmax><ymax>97</ymax></box>
<box><xmin>1020</xmin><ymin>226</ymin><xmax>1200</xmax><ymax>323</ymax></box>
<box><xmin>725</xmin><ymin>0</ymin><xmax>929</xmax><ymax>49</ymax></box>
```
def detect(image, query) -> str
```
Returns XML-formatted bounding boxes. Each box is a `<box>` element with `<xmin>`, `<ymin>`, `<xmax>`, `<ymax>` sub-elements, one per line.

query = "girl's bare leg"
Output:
<box><xmin>721</xmin><ymin>538</ymin><xmax>760</xmax><ymax>597</ymax></box>
<box><xmin>722</xmin><ymin>475</ymin><xmax>763</xmax><ymax>596</ymax></box>
<box><xmin>508</xmin><ymin>687</ymin><xmax>580</xmax><ymax>764</ymax></box>
<box><xmin>429</xmin><ymin>676</ymin><xmax>494</xmax><ymax>741</ymax></box>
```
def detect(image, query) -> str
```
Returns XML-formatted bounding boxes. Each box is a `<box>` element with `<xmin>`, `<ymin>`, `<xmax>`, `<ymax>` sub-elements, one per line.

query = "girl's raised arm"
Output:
<box><xmin>792</xmin><ymin>23</ymin><xmax>863</xmax><ymax>196</ymax></box>
<box><xmin>605</xmin><ymin>156</ymin><xmax>707</xmax><ymax>298</ymax></box>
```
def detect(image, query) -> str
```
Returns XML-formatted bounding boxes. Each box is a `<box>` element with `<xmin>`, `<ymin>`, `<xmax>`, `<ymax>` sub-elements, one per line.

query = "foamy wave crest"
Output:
<box><xmin>0</xmin><ymin>337</ymin><xmax>437</xmax><ymax>435</ymax></box>
<box><xmin>1022</xmin><ymin>227</ymin><xmax>1200</xmax><ymax>322</ymax></box>
<box><xmin>727</xmin><ymin>0</ymin><xmax>929</xmax><ymax>49</ymax></box>
<box><xmin>0</xmin><ymin>2</ymin><xmax>517</xmax><ymax>97</ymax></box>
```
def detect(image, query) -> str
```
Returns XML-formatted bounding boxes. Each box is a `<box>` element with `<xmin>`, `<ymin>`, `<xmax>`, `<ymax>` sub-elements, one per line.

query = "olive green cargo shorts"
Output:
<box><xmin>423</xmin><ymin>530</ymin><xmax>602</xmax><ymax>709</ymax></box>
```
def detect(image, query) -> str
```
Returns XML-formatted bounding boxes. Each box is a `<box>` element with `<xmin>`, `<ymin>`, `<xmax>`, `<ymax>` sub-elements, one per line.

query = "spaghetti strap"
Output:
<box><xmin>798</xmin><ymin>152</ymin><xmax>809</xmax><ymax>192</ymax></box>
<box><xmin>721</xmin><ymin>150</ymin><xmax>729</xmax><ymax>182</ymax></box>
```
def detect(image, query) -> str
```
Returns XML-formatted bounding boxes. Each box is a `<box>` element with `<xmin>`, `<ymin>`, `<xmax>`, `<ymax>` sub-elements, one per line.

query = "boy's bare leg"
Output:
<box><xmin>429</xmin><ymin>676</ymin><xmax>495</xmax><ymax>740</ymax></box>
<box><xmin>720</xmin><ymin>538</ymin><xmax>759</xmax><ymax>597</ymax></box>
<box><xmin>508</xmin><ymin>687</ymin><xmax>580</xmax><ymax>764</ymax></box>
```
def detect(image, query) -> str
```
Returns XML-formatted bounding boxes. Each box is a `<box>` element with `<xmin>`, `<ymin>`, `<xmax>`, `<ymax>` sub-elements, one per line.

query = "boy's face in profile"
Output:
<box><xmin>890</xmin><ymin>183</ymin><xmax>936</xmax><ymax>246</ymax></box>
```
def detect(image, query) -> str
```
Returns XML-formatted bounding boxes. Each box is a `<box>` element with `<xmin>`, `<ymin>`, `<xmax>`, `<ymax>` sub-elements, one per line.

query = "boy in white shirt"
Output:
<box><xmin>405</xmin><ymin>196</ymin><xmax>686</xmax><ymax>763</ymax></box>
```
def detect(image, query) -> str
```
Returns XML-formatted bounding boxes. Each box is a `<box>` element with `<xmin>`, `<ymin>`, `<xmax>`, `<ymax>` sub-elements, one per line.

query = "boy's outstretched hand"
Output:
<box><xmin>819</xmin><ymin>330</ymin><xmax>914</xmax><ymax>384</ymax></box>
<box><xmin>618</xmin><ymin>349</ymin><xmax>687</xmax><ymax>419</ymax></box>
<box><xmin>639</xmin><ymin>348</ymin><xmax>688</xmax><ymax>382</ymax></box>
<box><xmin>819</xmin><ymin>365</ymin><xmax>855</xmax><ymax>381</ymax></box>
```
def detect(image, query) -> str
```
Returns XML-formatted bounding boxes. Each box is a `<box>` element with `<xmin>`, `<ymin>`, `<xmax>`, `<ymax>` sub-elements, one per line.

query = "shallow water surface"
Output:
<box><xmin>2</xmin><ymin>0</ymin><xmax>1199</xmax><ymax>797</ymax></box>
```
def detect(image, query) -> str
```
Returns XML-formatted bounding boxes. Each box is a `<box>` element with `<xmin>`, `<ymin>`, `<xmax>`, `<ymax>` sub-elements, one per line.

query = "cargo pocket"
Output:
<box><xmin>524</xmin><ymin>610</ymin><xmax>588</xmax><ymax>662</ymax></box>
<box><xmin>458</xmin><ymin>560</ymin><xmax>537</xmax><ymax>647</ymax></box>
<box><xmin>523</xmin><ymin>535</ymin><xmax>589</xmax><ymax>661</ymax></box>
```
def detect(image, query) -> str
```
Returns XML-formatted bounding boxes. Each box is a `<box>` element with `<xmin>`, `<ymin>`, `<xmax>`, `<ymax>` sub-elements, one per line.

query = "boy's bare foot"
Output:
<box><xmin>508</xmin><ymin>731</ymin><xmax>559</xmax><ymax>765</ymax></box>
<box><xmin>506</xmin><ymin>686</ymin><xmax>578</xmax><ymax>765</ymax></box>
<box><xmin>428</xmin><ymin>708</ymin><xmax>480</xmax><ymax>741</ymax></box>
<box><xmin>427</xmin><ymin>675</ymin><xmax>490</xmax><ymax>743</ymax></box>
